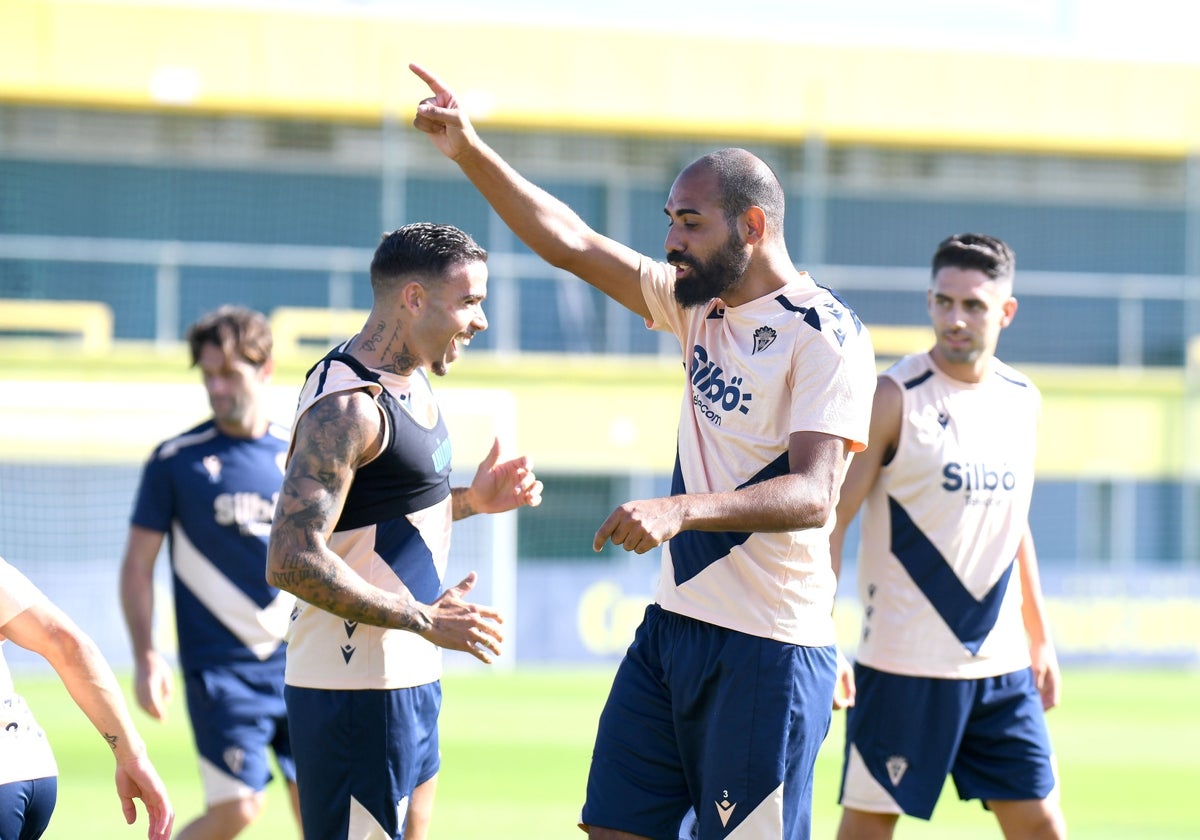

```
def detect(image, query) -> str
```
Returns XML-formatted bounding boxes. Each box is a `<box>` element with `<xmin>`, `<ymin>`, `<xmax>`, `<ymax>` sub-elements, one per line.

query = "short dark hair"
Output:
<box><xmin>370</xmin><ymin>222</ymin><xmax>488</xmax><ymax>292</ymax></box>
<box><xmin>931</xmin><ymin>233</ymin><xmax>1015</xmax><ymax>285</ymax></box>
<box><xmin>696</xmin><ymin>148</ymin><xmax>786</xmax><ymax>229</ymax></box>
<box><xmin>186</xmin><ymin>305</ymin><xmax>272</xmax><ymax>367</ymax></box>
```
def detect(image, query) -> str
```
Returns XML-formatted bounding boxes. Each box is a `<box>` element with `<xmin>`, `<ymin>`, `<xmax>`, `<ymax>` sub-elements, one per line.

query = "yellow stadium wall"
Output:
<box><xmin>2</xmin><ymin>0</ymin><xmax>1199</xmax><ymax>156</ymax></box>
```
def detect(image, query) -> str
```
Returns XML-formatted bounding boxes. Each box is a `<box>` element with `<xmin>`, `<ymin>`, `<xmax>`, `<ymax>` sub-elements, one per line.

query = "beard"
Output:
<box><xmin>669</xmin><ymin>229</ymin><xmax>750</xmax><ymax>309</ymax></box>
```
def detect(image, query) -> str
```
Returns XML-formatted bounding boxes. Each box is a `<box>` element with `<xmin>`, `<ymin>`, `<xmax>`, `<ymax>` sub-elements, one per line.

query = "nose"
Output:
<box><xmin>473</xmin><ymin>306</ymin><xmax>488</xmax><ymax>332</ymax></box>
<box><xmin>664</xmin><ymin>227</ymin><xmax>684</xmax><ymax>257</ymax></box>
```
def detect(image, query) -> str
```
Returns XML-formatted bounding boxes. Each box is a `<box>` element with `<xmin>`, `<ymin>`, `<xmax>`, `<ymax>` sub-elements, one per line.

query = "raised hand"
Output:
<box><xmin>410</xmin><ymin>62</ymin><xmax>476</xmax><ymax>159</ymax></box>
<box><xmin>463</xmin><ymin>437</ymin><xmax>543</xmax><ymax>517</ymax></box>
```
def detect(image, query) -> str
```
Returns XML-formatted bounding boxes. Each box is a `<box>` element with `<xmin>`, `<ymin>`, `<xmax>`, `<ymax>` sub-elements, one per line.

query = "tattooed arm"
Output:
<box><xmin>2</xmin><ymin>594</ymin><xmax>174</xmax><ymax>839</ymax></box>
<box><xmin>267</xmin><ymin>388</ymin><xmax>504</xmax><ymax>661</ymax></box>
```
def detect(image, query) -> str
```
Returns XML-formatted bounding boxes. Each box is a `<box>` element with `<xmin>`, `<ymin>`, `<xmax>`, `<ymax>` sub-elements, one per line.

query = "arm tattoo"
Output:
<box><xmin>451</xmin><ymin>486</ymin><xmax>477</xmax><ymax>520</ymax></box>
<box><xmin>104</xmin><ymin>732</ymin><xmax>118</xmax><ymax>751</ymax></box>
<box><xmin>271</xmin><ymin>392</ymin><xmax>432</xmax><ymax>633</ymax></box>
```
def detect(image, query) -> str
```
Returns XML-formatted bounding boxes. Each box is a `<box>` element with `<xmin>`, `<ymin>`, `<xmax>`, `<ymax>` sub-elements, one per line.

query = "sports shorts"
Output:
<box><xmin>0</xmin><ymin>776</ymin><xmax>57</xmax><ymax>840</ymax></box>
<box><xmin>581</xmin><ymin>603</ymin><xmax>836</xmax><ymax>840</ymax></box>
<box><xmin>286</xmin><ymin>681</ymin><xmax>441</xmax><ymax>840</ymax></box>
<box><xmin>840</xmin><ymin>663</ymin><xmax>1057</xmax><ymax>820</ymax></box>
<box><xmin>183</xmin><ymin>661</ymin><xmax>295</xmax><ymax>807</ymax></box>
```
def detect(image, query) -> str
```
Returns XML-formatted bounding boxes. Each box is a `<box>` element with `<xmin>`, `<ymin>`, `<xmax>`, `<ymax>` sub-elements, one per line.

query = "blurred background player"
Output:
<box><xmin>119</xmin><ymin>305</ymin><xmax>301</xmax><ymax>838</ymax></box>
<box><xmin>267</xmin><ymin>223</ymin><xmax>542</xmax><ymax>840</ymax></box>
<box><xmin>830</xmin><ymin>233</ymin><xmax>1066</xmax><ymax>839</ymax></box>
<box><xmin>1</xmin><ymin>554</ymin><xmax>174</xmax><ymax>840</ymax></box>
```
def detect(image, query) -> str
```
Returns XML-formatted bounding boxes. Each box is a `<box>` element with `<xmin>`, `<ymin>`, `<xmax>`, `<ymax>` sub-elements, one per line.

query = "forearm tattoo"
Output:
<box><xmin>452</xmin><ymin>486</ymin><xmax>477</xmax><ymax>520</ymax></box>
<box><xmin>104</xmin><ymin>732</ymin><xmax>118</xmax><ymax>751</ymax></box>
<box><xmin>272</xmin><ymin>395</ymin><xmax>432</xmax><ymax>632</ymax></box>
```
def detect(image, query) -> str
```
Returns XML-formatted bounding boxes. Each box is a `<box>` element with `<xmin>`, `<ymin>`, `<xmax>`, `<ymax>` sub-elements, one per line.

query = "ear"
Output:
<box><xmin>1000</xmin><ymin>296</ymin><xmax>1018</xmax><ymax>327</ymax></box>
<box><xmin>259</xmin><ymin>356</ymin><xmax>276</xmax><ymax>382</ymax></box>
<box><xmin>402</xmin><ymin>280</ymin><xmax>426</xmax><ymax>312</ymax></box>
<box><xmin>742</xmin><ymin>206</ymin><xmax>767</xmax><ymax>245</ymax></box>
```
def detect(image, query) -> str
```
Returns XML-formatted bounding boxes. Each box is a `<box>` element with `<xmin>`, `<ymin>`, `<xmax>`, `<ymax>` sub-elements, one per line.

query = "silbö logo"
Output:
<box><xmin>941</xmin><ymin>461</ymin><xmax>1017</xmax><ymax>492</ymax></box>
<box><xmin>690</xmin><ymin>344</ymin><xmax>753</xmax><ymax>426</ymax></box>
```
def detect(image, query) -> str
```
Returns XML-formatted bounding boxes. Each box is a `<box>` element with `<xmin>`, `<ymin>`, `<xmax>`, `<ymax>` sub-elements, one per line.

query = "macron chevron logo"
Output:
<box><xmin>715</xmin><ymin>797</ymin><xmax>736</xmax><ymax>828</ymax></box>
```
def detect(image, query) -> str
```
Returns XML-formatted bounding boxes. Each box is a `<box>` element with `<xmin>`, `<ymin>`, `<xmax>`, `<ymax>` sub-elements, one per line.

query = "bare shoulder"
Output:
<box><xmin>869</xmin><ymin>374</ymin><xmax>904</xmax><ymax>451</ymax></box>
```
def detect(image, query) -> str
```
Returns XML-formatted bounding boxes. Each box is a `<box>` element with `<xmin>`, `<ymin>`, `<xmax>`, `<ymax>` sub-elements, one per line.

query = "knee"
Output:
<box><xmin>210</xmin><ymin>793</ymin><xmax>265</xmax><ymax>834</ymax></box>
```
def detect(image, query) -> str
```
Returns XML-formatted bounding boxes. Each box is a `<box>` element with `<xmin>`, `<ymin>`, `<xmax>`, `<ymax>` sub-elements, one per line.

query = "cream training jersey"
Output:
<box><xmin>283</xmin><ymin>350</ymin><xmax>453</xmax><ymax>691</ymax></box>
<box><xmin>855</xmin><ymin>352</ymin><xmax>1040</xmax><ymax>678</ymax></box>
<box><xmin>0</xmin><ymin>557</ymin><xmax>58</xmax><ymax>786</ymax></box>
<box><xmin>640</xmin><ymin>259</ymin><xmax>876</xmax><ymax>646</ymax></box>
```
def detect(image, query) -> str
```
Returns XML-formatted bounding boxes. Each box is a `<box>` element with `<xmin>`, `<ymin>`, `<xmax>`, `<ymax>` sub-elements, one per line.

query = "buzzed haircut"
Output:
<box><xmin>370</xmin><ymin>222</ymin><xmax>488</xmax><ymax>291</ymax></box>
<box><xmin>186</xmin><ymin>305</ymin><xmax>272</xmax><ymax>368</ymax></box>
<box><xmin>932</xmin><ymin>233</ymin><xmax>1016</xmax><ymax>285</ymax></box>
<box><xmin>698</xmin><ymin>148</ymin><xmax>786</xmax><ymax>229</ymax></box>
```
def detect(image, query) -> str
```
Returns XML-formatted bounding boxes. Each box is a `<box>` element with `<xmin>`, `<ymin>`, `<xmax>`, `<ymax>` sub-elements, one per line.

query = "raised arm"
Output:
<box><xmin>410</xmin><ymin>63</ymin><xmax>651</xmax><ymax>319</ymax></box>
<box><xmin>266</xmin><ymin>389</ymin><xmax>503</xmax><ymax>662</ymax></box>
<box><xmin>2</xmin><ymin>600</ymin><xmax>174</xmax><ymax>840</ymax></box>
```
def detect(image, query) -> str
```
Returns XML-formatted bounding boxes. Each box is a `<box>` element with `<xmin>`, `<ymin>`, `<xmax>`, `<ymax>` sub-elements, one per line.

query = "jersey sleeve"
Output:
<box><xmin>789</xmin><ymin>316</ymin><xmax>875</xmax><ymax>453</ymax></box>
<box><xmin>129</xmin><ymin>447</ymin><xmax>174</xmax><ymax>533</ymax></box>
<box><xmin>639</xmin><ymin>258</ymin><xmax>688</xmax><ymax>340</ymax></box>
<box><xmin>0</xmin><ymin>557</ymin><xmax>47</xmax><ymax>629</ymax></box>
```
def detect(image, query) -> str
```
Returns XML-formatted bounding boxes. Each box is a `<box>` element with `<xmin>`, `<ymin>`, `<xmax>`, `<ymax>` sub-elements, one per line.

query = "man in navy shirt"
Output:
<box><xmin>120</xmin><ymin>305</ymin><xmax>300</xmax><ymax>839</ymax></box>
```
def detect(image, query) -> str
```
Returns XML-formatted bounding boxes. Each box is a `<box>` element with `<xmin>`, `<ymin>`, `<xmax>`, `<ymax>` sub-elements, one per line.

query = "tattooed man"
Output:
<box><xmin>267</xmin><ymin>222</ymin><xmax>542</xmax><ymax>840</ymax></box>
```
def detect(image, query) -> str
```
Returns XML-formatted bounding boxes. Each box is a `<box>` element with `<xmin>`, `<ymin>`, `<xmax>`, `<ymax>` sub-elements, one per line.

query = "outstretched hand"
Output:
<box><xmin>423</xmin><ymin>572</ymin><xmax>505</xmax><ymax>664</ymax></box>
<box><xmin>410</xmin><ymin>63</ymin><xmax>476</xmax><ymax>159</ymax></box>
<box><xmin>465</xmin><ymin>437</ymin><xmax>543</xmax><ymax>515</ymax></box>
<box><xmin>593</xmin><ymin>496</ymin><xmax>682</xmax><ymax>554</ymax></box>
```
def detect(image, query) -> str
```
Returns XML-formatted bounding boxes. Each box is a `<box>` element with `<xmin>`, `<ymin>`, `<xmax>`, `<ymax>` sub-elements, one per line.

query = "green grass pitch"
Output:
<box><xmin>13</xmin><ymin>665</ymin><xmax>1200</xmax><ymax>839</ymax></box>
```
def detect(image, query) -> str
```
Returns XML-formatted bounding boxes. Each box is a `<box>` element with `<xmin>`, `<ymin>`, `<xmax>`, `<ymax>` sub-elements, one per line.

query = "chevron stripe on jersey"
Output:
<box><xmin>855</xmin><ymin>352</ymin><xmax>1039</xmax><ymax>678</ymax></box>
<box><xmin>131</xmin><ymin>419</ymin><xmax>292</xmax><ymax>670</ymax></box>
<box><xmin>638</xmin><ymin>258</ymin><xmax>876</xmax><ymax>645</ymax></box>
<box><xmin>887</xmin><ymin>497</ymin><xmax>1014</xmax><ymax>655</ymax></box>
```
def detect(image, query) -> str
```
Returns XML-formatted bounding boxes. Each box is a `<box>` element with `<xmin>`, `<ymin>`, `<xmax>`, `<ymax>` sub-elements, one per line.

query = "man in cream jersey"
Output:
<box><xmin>831</xmin><ymin>233</ymin><xmax>1066</xmax><ymax>840</ymax></box>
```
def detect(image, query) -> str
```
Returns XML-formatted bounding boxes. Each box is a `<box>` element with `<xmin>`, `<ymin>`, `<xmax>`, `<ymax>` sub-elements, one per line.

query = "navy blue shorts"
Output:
<box><xmin>183</xmin><ymin>662</ymin><xmax>294</xmax><ymax>806</ymax></box>
<box><xmin>840</xmin><ymin>664</ymin><xmax>1058</xmax><ymax>819</ymax></box>
<box><xmin>0</xmin><ymin>776</ymin><xmax>57</xmax><ymax>840</ymax></box>
<box><xmin>286</xmin><ymin>682</ymin><xmax>441</xmax><ymax>840</ymax></box>
<box><xmin>582</xmin><ymin>604</ymin><xmax>836</xmax><ymax>840</ymax></box>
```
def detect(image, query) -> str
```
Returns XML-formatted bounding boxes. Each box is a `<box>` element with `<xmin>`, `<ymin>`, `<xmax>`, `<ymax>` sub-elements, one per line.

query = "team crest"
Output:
<box><xmin>223</xmin><ymin>746</ymin><xmax>245</xmax><ymax>774</ymax></box>
<box><xmin>752</xmin><ymin>326</ymin><xmax>777</xmax><ymax>354</ymax></box>
<box><xmin>202</xmin><ymin>455</ymin><xmax>222</xmax><ymax>483</ymax></box>
<box><xmin>886</xmin><ymin>755</ymin><xmax>909</xmax><ymax>786</ymax></box>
